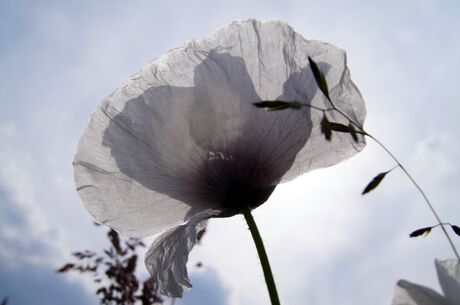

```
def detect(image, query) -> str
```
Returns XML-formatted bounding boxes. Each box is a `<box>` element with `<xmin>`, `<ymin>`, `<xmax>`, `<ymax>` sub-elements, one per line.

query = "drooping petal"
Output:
<box><xmin>73</xmin><ymin>19</ymin><xmax>366</xmax><ymax>236</ymax></box>
<box><xmin>391</xmin><ymin>280</ymin><xmax>450</xmax><ymax>305</ymax></box>
<box><xmin>435</xmin><ymin>259</ymin><xmax>460</xmax><ymax>303</ymax></box>
<box><xmin>144</xmin><ymin>210</ymin><xmax>217</xmax><ymax>297</ymax></box>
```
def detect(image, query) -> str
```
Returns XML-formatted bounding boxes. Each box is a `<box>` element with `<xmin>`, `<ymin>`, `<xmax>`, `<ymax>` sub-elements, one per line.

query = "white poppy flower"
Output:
<box><xmin>73</xmin><ymin>19</ymin><xmax>366</xmax><ymax>297</ymax></box>
<box><xmin>392</xmin><ymin>259</ymin><xmax>460</xmax><ymax>305</ymax></box>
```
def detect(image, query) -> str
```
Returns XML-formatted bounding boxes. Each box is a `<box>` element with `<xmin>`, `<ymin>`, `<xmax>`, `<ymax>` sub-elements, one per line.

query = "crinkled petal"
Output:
<box><xmin>194</xmin><ymin>19</ymin><xmax>367</xmax><ymax>182</ymax></box>
<box><xmin>391</xmin><ymin>280</ymin><xmax>450</xmax><ymax>305</ymax></box>
<box><xmin>435</xmin><ymin>259</ymin><xmax>460</xmax><ymax>303</ymax></box>
<box><xmin>144</xmin><ymin>210</ymin><xmax>217</xmax><ymax>298</ymax></box>
<box><xmin>73</xmin><ymin>19</ymin><xmax>366</xmax><ymax>236</ymax></box>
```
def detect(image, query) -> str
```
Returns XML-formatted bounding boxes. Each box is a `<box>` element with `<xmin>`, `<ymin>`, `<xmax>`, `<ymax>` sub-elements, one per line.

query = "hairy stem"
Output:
<box><xmin>243</xmin><ymin>209</ymin><xmax>281</xmax><ymax>305</ymax></box>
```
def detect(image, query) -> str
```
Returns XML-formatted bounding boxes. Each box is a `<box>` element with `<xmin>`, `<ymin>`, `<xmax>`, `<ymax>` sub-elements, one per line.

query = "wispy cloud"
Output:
<box><xmin>0</xmin><ymin>142</ymin><xmax>97</xmax><ymax>304</ymax></box>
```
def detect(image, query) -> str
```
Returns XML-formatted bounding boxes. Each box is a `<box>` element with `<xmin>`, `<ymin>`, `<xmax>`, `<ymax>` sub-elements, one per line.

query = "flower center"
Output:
<box><xmin>220</xmin><ymin>181</ymin><xmax>276</xmax><ymax>212</ymax></box>
<box><xmin>203</xmin><ymin>151</ymin><xmax>276</xmax><ymax>214</ymax></box>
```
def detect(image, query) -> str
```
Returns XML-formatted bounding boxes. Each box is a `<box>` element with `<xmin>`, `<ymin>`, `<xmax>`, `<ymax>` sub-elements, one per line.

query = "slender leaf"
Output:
<box><xmin>451</xmin><ymin>225</ymin><xmax>460</xmax><ymax>237</ymax></box>
<box><xmin>308</xmin><ymin>56</ymin><xmax>330</xmax><ymax>100</ymax></box>
<box><xmin>348</xmin><ymin>123</ymin><xmax>359</xmax><ymax>143</ymax></box>
<box><xmin>56</xmin><ymin>263</ymin><xmax>75</xmax><ymax>273</ymax></box>
<box><xmin>329</xmin><ymin>122</ymin><xmax>350</xmax><ymax>133</ymax></box>
<box><xmin>362</xmin><ymin>171</ymin><xmax>389</xmax><ymax>195</ymax></box>
<box><xmin>320</xmin><ymin>114</ymin><xmax>332</xmax><ymax>141</ymax></box>
<box><xmin>409</xmin><ymin>227</ymin><xmax>432</xmax><ymax>238</ymax></box>
<box><xmin>253</xmin><ymin>100</ymin><xmax>302</xmax><ymax>111</ymax></box>
<box><xmin>104</xmin><ymin>249</ymin><xmax>114</xmax><ymax>258</ymax></box>
<box><xmin>125</xmin><ymin>255</ymin><xmax>137</xmax><ymax>273</ymax></box>
<box><xmin>322</xmin><ymin>120</ymin><xmax>360</xmax><ymax>143</ymax></box>
<box><xmin>108</xmin><ymin>229</ymin><xmax>126</xmax><ymax>255</ymax></box>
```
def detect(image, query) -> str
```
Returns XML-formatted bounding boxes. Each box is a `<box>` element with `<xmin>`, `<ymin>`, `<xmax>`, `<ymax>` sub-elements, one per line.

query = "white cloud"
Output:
<box><xmin>0</xmin><ymin>146</ymin><xmax>67</xmax><ymax>267</ymax></box>
<box><xmin>0</xmin><ymin>141</ymin><xmax>103</xmax><ymax>302</ymax></box>
<box><xmin>0</xmin><ymin>122</ymin><xmax>17</xmax><ymax>138</ymax></box>
<box><xmin>411</xmin><ymin>132</ymin><xmax>460</xmax><ymax>180</ymax></box>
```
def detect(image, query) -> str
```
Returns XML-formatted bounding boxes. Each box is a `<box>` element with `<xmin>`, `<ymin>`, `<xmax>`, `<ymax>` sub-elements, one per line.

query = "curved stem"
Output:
<box><xmin>243</xmin><ymin>209</ymin><xmax>281</xmax><ymax>305</ymax></box>
<box><xmin>322</xmin><ymin>96</ymin><xmax>459</xmax><ymax>260</ymax></box>
<box><xmin>366</xmin><ymin>134</ymin><xmax>460</xmax><ymax>260</ymax></box>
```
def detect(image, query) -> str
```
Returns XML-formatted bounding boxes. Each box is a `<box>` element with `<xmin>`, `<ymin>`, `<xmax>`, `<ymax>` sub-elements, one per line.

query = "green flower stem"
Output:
<box><xmin>243</xmin><ymin>208</ymin><xmax>281</xmax><ymax>305</ymax></box>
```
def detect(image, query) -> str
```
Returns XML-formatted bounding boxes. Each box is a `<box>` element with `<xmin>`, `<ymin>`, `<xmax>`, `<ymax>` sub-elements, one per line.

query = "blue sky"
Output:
<box><xmin>1</xmin><ymin>0</ymin><xmax>460</xmax><ymax>304</ymax></box>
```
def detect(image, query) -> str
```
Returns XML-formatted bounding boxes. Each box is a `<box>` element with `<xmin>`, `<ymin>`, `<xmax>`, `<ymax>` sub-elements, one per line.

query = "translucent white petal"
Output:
<box><xmin>435</xmin><ymin>259</ymin><xmax>460</xmax><ymax>303</ymax></box>
<box><xmin>144</xmin><ymin>210</ymin><xmax>217</xmax><ymax>297</ymax></box>
<box><xmin>198</xmin><ymin>19</ymin><xmax>367</xmax><ymax>182</ymax></box>
<box><xmin>74</xmin><ymin>19</ymin><xmax>366</xmax><ymax>236</ymax></box>
<box><xmin>391</xmin><ymin>280</ymin><xmax>450</xmax><ymax>305</ymax></box>
<box><xmin>280</xmin><ymin>55</ymin><xmax>366</xmax><ymax>182</ymax></box>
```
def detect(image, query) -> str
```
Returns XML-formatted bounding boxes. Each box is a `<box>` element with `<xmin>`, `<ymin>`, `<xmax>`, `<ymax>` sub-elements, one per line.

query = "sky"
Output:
<box><xmin>1</xmin><ymin>0</ymin><xmax>460</xmax><ymax>305</ymax></box>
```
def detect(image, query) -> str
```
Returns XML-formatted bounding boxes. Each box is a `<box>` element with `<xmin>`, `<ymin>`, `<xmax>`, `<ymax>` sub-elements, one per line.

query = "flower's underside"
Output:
<box><xmin>392</xmin><ymin>259</ymin><xmax>460</xmax><ymax>305</ymax></box>
<box><xmin>74</xmin><ymin>19</ymin><xmax>366</xmax><ymax>297</ymax></box>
